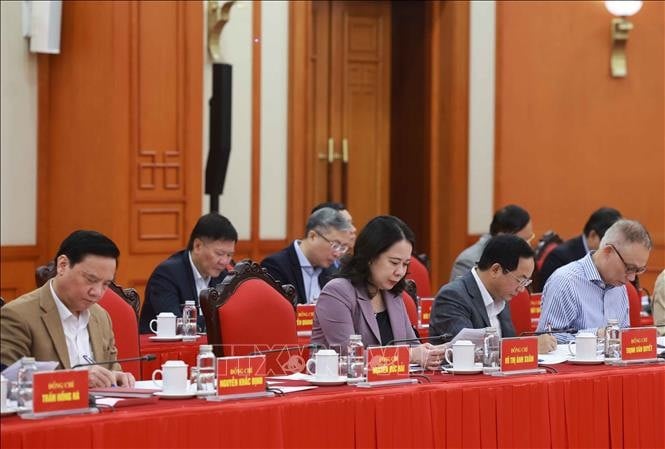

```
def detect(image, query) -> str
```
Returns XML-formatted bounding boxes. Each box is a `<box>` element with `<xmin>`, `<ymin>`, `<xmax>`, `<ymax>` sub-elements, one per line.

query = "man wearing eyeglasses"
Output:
<box><xmin>139</xmin><ymin>213</ymin><xmax>238</xmax><ymax>333</ymax></box>
<box><xmin>430</xmin><ymin>235</ymin><xmax>557</xmax><ymax>354</ymax></box>
<box><xmin>537</xmin><ymin>219</ymin><xmax>652</xmax><ymax>342</ymax></box>
<box><xmin>261</xmin><ymin>207</ymin><xmax>352</xmax><ymax>304</ymax></box>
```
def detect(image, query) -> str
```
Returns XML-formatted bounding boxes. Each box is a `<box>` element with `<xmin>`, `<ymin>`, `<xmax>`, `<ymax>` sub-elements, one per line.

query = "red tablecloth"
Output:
<box><xmin>139</xmin><ymin>335</ymin><xmax>208</xmax><ymax>379</ymax></box>
<box><xmin>2</xmin><ymin>363</ymin><xmax>664</xmax><ymax>448</ymax></box>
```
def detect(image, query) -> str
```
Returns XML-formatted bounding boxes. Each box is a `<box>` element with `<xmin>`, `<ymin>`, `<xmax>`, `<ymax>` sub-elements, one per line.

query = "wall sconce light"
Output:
<box><xmin>208</xmin><ymin>1</ymin><xmax>235</xmax><ymax>62</ymax></box>
<box><xmin>605</xmin><ymin>1</ymin><xmax>643</xmax><ymax>77</ymax></box>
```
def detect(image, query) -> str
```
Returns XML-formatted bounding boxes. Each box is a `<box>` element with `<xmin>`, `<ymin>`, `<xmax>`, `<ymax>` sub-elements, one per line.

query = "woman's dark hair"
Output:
<box><xmin>489</xmin><ymin>204</ymin><xmax>530</xmax><ymax>236</ymax></box>
<box><xmin>340</xmin><ymin>215</ymin><xmax>414</xmax><ymax>295</ymax></box>
<box><xmin>55</xmin><ymin>230</ymin><xmax>120</xmax><ymax>267</ymax></box>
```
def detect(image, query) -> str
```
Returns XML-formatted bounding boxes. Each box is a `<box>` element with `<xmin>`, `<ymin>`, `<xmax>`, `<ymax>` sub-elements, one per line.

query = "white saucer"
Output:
<box><xmin>1</xmin><ymin>406</ymin><xmax>19</xmax><ymax>416</ymax></box>
<box><xmin>307</xmin><ymin>376</ymin><xmax>349</xmax><ymax>386</ymax></box>
<box><xmin>154</xmin><ymin>391</ymin><xmax>197</xmax><ymax>399</ymax></box>
<box><xmin>149</xmin><ymin>335</ymin><xmax>183</xmax><ymax>341</ymax></box>
<box><xmin>443</xmin><ymin>363</ymin><xmax>484</xmax><ymax>374</ymax></box>
<box><xmin>568</xmin><ymin>356</ymin><xmax>604</xmax><ymax>365</ymax></box>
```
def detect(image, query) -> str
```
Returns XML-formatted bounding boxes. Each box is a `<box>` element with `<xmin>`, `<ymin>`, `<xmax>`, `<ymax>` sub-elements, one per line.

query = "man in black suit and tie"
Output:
<box><xmin>539</xmin><ymin>207</ymin><xmax>621</xmax><ymax>286</ymax></box>
<box><xmin>139</xmin><ymin>213</ymin><xmax>237</xmax><ymax>333</ymax></box>
<box><xmin>261</xmin><ymin>207</ymin><xmax>353</xmax><ymax>304</ymax></box>
<box><xmin>430</xmin><ymin>235</ymin><xmax>557</xmax><ymax>353</ymax></box>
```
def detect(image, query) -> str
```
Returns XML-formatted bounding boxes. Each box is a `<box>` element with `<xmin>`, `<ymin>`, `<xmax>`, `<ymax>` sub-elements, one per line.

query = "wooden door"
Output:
<box><xmin>310</xmin><ymin>1</ymin><xmax>391</xmax><ymax>229</ymax></box>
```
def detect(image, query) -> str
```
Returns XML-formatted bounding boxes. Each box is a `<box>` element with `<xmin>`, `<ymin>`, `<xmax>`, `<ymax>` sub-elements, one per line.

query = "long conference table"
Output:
<box><xmin>2</xmin><ymin>361</ymin><xmax>663</xmax><ymax>448</ymax></box>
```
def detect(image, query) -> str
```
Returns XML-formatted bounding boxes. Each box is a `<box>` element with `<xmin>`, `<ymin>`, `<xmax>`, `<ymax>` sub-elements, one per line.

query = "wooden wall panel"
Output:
<box><xmin>0</xmin><ymin>1</ymin><xmax>203</xmax><ymax>301</ymax></box>
<box><xmin>495</xmin><ymin>1</ymin><xmax>664</xmax><ymax>286</ymax></box>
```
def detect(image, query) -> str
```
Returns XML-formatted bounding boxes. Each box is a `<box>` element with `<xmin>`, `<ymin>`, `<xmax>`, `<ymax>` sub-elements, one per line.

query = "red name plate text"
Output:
<box><xmin>216</xmin><ymin>355</ymin><xmax>266</xmax><ymax>395</ymax></box>
<box><xmin>419</xmin><ymin>298</ymin><xmax>434</xmax><ymax>326</ymax></box>
<box><xmin>32</xmin><ymin>370</ymin><xmax>89</xmax><ymax>413</ymax></box>
<box><xmin>296</xmin><ymin>304</ymin><xmax>316</xmax><ymax>333</ymax></box>
<box><xmin>500</xmin><ymin>337</ymin><xmax>538</xmax><ymax>372</ymax></box>
<box><xmin>621</xmin><ymin>327</ymin><xmax>657</xmax><ymax>360</ymax></box>
<box><xmin>366</xmin><ymin>345</ymin><xmax>409</xmax><ymax>382</ymax></box>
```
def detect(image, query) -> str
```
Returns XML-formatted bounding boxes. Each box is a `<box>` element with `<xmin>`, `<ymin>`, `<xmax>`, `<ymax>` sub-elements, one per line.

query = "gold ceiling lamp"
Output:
<box><xmin>208</xmin><ymin>1</ymin><xmax>236</xmax><ymax>62</ymax></box>
<box><xmin>604</xmin><ymin>1</ymin><xmax>643</xmax><ymax>78</ymax></box>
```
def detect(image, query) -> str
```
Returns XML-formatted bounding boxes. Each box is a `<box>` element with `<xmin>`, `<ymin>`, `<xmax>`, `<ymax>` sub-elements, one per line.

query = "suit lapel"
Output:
<box><xmin>463</xmin><ymin>273</ymin><xmax>491</xmax><ymax>328</ymax></box>
<box><xmin>178</xmin><ymin>250</ymin><xmax>200</xmax><ymax>306</ymax></box>
<box><xmin>357</xmin><ymin>288</ymin><xmax>381</xmax><ymax>344</ymax></box>
<box><xmin>287</xmin><ymin>245</ymin><xmax>307</xmax><ymax>303</ymax></box>
<box><xmin>386</xmin><ymin>292</ymin><xmax>407</xmax><ymax>342</ymax></box>
<box><xmin>39</xmin><ymin>285</ymin><xmax>71</xmax><ymax>369</ymax></box>
<box><xmin>87</xmin><ymin>309</ymin><xmax>105</xmax><ymax>363</ymax></box>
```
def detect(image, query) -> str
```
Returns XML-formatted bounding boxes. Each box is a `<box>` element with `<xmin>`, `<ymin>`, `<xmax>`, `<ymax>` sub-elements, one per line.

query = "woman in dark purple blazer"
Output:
<box><xmin>311</xmin><ymin>215</ymin><xmax>446</xmax><ymax>370</ymax></box>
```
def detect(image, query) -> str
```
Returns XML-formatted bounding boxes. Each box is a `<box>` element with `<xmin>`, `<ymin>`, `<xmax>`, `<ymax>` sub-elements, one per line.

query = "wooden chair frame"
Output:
<box><xmin>199</xmin><ymin>260</ymin><xmax>297</xmax><ymax>357</ymax></box>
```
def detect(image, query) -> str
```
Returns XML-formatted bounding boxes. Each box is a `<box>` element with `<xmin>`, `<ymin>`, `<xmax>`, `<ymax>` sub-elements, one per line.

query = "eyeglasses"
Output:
<box><xmin>314</xmin><ymin>230</ymin><xmax>349</xmax><ymax>254</ymax></box>
<box><xmin>502</xmin><ymin>269</ymin><xmax>533</xmax><ymax>288</ymax></box>
<box><xmin>526</xmin><ymin>233</ymin><xmax>535</xmax><ymax>244</ymax></box>
<box><xmin>607</xmin><ymin>244</ymin><xmax>647</xmax><ymax>275</ymax></box>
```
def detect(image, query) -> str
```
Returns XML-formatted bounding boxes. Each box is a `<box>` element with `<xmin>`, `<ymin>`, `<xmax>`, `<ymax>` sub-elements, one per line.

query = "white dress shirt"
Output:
<box><xmin>471</xmin><ymin>267</ymin><xmax>506</xmax><ymax>337</ymax></box>
<box><xmin>293</xmin><ymin>241</ymin><xmax>322</xmax><ymax>303</ymax></box>
<box><xmin>49</xmin><ymin>279</ymin><xmax>92</xmax><ymax>367</ymax></box>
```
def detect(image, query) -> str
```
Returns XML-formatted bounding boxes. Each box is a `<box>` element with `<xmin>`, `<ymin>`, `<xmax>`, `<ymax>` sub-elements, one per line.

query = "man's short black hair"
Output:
<box><xmin>187</xmin><ymin>213</ymin><xmax>238</xmax><ymax>250</ymax></box>
<box><xmin>311</xmin><ymin>202</ymin><xmax>347</xmax><ymax>214</ymax></box>
<box><xmin>583</xmin><ymin>207</ymin><xmax>622</xmax><ymax>239</ymax></box>
<box><xmin>478</xmin><ymin>234</ymin><xmax>534</xmax><ymax>272</ymax></box>
<box><xmin>489</xmin><ymin>204</ymin><xmax>531</xmax><ymax>236</ymax></box>
<box><xmin>55</xmin><ymin>230</ymin><xmax>120</xmax><ymax>267</ymax></box>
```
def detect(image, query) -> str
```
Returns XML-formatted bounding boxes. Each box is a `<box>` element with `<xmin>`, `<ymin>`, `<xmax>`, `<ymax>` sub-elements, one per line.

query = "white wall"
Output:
<box><xmin>0</xmin><ymin>1</ymin><xmax>38</xmax><ymax>245</ymax></box>
<box><xmin>468</xmin><ymin>0</ymin><xmax>496</xmax><ymax>234</ymax></box>
<box><xmin>202</xmin><ymin>0</ymin><xmax>289</xmax><ymax>241</ymax></box>
<box><xmin>203</xmin><ymin>1</ymin><xmax>254</xmax><ymax>240</ymax></box>
<box><xmin>259</xmin><ymin>1</ymin><xmax>288</xmax><ymax>239</ymax></box>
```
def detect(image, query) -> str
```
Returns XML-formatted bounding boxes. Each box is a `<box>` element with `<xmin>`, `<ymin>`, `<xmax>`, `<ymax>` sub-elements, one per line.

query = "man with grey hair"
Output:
<box><xmin>537</xmin><ymin>219</ymin><xmax>652</xmax><ymax>342</ymax></box>
<box><xmin>261</xmin><ymin>207</ymin><xmax>352</xmax><ymax>303</ymax></box>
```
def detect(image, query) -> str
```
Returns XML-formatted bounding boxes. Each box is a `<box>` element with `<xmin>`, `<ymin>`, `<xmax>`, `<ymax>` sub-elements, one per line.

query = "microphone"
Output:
<box><xmin>520</xmin><ymin>328</ymin><xmax>578</xmax><ymax>336</ymax></box>
<box><xmin>248</xmin><ymin>344</ymin><xmax>321</xmax><ymax>356</ymax></box>
<box><xmin>72</xmin><ymin>354</ymin><xmax>156</xmax><ymax>369</ymax></box>
<box><xmin>387</xmin><ymin>335</ymin><xmax>452</xmax><ymax>346</ymax></box>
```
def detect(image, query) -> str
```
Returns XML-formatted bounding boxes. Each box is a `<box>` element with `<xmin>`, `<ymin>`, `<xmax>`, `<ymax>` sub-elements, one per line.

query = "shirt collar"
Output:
<box><xmin>293</xmin><ymin>240</ymin><xmax>317</xmax><ymax>270</ymax></box>
<box><xmin>580</xmin><ymin>252</ymin><xmax>611</xmax><ymax>290</ymax></box>
<box><xmin>188</xmin><ymin>251</ymin><xmax>210</xmax><ymax>284</ymax></box>
<box><xmin>49</xmin><ymin>279</ymin><xmax>90</xmax><ymax>322</ymax></box>
<box><xmin>471</xmin><ymin>266</ymin><xmax>498</xmax><ymax>308</ymax></box>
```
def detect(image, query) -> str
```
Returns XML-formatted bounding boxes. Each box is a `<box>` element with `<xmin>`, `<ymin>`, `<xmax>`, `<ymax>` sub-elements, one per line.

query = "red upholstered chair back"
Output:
<box><xmin>625</xmin><ymin>282</ymin><xmax>641</xmax><ymax>327</ymax></box>
<box><xmin>98</xmin><ymin>287</ymin><xmax>141</xmax><ymax>379</ymax></box>
<box><xmin>508</xmin><ymin>290</ymin><xmax>532</xmax><ymax>335</ymax></box>
<box><xmin>200</xmin><ymin>260</ymin><xmax>299</xmax><ymax>375</ymax></box>
<box><xmin>407</xmin><ymin>256</ymin><xmax>432</xmax><ymax>298</ymax></box>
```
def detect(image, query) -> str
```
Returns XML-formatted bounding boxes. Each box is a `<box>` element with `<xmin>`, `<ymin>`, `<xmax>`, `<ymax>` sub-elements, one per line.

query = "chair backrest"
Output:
<box><xmin>200</xmin><ymin>260</ymin><xmax>299</xmax><ymax>375</ymax></box>
<box><xmin>98</xmin><ymin>287</ymin><xmax>141</xmax><ymax>379</ymax></box>
<box><xmin>401</xmin><ymin>282</ymin><xmax>419</xmax><ymax>328</ymax></box>
<box><xmin>407</xmin><ymin>255</ymin><xmax>432</xmax><ymax>298</ymax></box>
<box><xmin>626</xmin><ymin>281</ymin><xmax>642</xmax><ymax>327</ymax></box>
<box><xmin>508</xmin><ymin>290</ymin><xmax>532</xmax><ymax>335</ymax></box>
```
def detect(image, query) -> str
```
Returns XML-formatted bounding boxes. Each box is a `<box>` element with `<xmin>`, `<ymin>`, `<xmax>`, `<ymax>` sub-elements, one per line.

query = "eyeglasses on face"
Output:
<box><xmin>314</xmin><ymin>230</ymin><xmax>349</xmax><ymax>254</ymax></box>
<box><xmin>607</xmin><ymin>244</ymin><xmax>647</xmax><ymax>275</ymax></box>
<box><xmin>502</xmin><ymin>268</ymin><xmax>533</xmax><ymax>288</ymax></box>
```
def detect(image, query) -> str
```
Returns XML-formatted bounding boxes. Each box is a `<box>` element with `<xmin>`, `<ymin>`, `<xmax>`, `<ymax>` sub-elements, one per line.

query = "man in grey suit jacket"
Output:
<box><xmin>431</xmin><ymin>235</ymin><xmax>556</xmax><ymax>353</ymax></box>
<box><xmin>449</xmin><ymin>204</ymin><xmax>533</xmax><ymax>281</ymax></box>
<box><xmin>1</xmin><ymin>230</ymin><xmax>135</xmax><ymax>387</ymax></box>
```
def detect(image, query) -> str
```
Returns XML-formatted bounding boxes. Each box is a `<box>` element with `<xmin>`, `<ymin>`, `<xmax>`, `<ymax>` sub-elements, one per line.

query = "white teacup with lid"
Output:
<box><xmin>444</xmin><ymin>340</ymin><xmax>476</xmax><ymax>370</ymax></box>
<box><xmin>306</xmin><ymin>349</ymin><xmax>340</xmax><ymax>381</ymax></box>
<box><xmin>152</xmin><ymin>360</ymin><xmax>189</xmax><ymax>394</ymax></box>
<box><xmin>149</xmin><ymin>312</ymin><xmax>177</xmax><ymax>337</ymax></box>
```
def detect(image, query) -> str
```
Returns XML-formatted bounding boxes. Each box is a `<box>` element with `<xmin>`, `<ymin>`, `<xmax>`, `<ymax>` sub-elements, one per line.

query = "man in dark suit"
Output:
<box><xmin>430</xmin><ymin>235</ymin><xmax>557</xmax><ymax>353</ymax></box>
<box><xmin>139</xmin><ymin>213</ymin><xmax>237</xmax><ymax>333</ymax></box>
<box><xmin>261</xmin><ymin>207</ymin><xmax>353</xmax><ymax>304</ymax></box>
<box><xmin>539</xmin><ymin>207</ymin><xmax>621</xmax><ymax>286</ymax></box>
